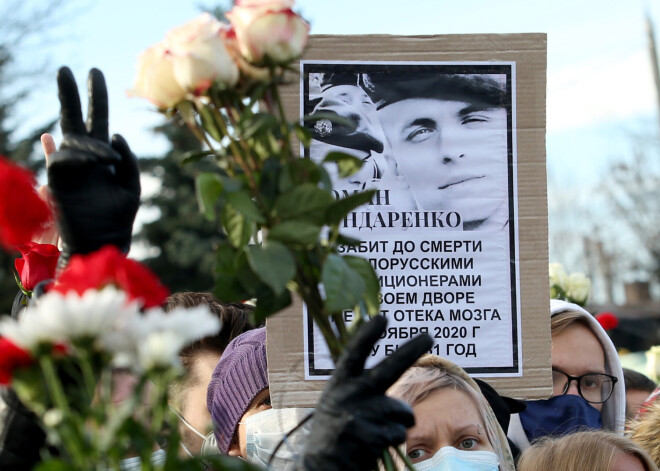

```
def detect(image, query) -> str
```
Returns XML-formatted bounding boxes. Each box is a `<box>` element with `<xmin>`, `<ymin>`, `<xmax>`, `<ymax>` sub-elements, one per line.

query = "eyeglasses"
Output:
<box><xmin>552</xmin><ymin>369</ymin><xmax>618</xmax><ymax>404</ymax></box>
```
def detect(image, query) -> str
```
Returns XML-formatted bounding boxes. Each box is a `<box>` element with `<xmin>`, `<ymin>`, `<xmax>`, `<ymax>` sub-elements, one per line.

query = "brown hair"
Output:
<box><xmin>551</xmin><ymin>310</ymin><xmax>591</xmax><ymax>336</ymax></box>
<box><xmin>517</xmin><ymin>430</ymin><xmax>658</xmax><ymax>471</ymax></box>
<box><xmin>166</xmin><ymin>292</ymin><xmax>257</xmax><ymax>409</ymax></box>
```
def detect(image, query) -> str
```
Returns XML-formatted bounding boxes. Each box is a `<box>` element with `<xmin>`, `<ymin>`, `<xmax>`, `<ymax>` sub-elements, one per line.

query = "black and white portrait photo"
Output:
<box><xmin>302</xmin><ymin>63</ymin><xmax>514</xmax><ymax>232</ymax></box>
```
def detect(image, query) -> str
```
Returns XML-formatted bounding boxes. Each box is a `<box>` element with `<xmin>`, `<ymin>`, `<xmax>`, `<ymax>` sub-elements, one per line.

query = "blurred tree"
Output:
<box><xmin>135</xmin><ymin>120</ymin><xmax>224</xmax><ymax>293</ymax></box>
<box><xmin>0</xmin><ymin>0</ymin><xmax>69</xmax><ymax>314</ymax></box>
<box><xmin>600</xmin><ymin>141</ymin><xmax>660</xmax><ymax>285</ymax></box>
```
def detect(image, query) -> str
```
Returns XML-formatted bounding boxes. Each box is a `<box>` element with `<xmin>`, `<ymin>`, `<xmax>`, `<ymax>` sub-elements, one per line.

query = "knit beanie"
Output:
<box><xmin>206</xmin><ymin>327</ymin><xmax>268</xmax><ymax>453</ymax></box>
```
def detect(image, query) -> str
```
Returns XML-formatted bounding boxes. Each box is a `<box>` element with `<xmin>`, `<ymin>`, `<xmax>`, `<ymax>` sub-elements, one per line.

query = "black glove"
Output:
<box><xmin>0</xmin><ymin>389</ymin><xmax>48</xmax><ymax>470</ymax></box>
<box><xmin>47</xmin><ymin>67</ymin><xmax>140</xmax><ymax>266</ymax></box>
<box><xmin>297</xmin><ymin>316</ymin><xmax>433</xmax><ymax>471</ymax></box>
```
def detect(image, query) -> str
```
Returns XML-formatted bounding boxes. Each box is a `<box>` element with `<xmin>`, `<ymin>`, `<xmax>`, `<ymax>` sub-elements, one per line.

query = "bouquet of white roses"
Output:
<box><xmin>549</xmin><ymin>262</ymin><xmax>591</xmax><ymax>306</ymax></box>
<box><xmin>130</xmin><ymin>2</ymin><xmax>380</xmax><ymax>359</ymax></box>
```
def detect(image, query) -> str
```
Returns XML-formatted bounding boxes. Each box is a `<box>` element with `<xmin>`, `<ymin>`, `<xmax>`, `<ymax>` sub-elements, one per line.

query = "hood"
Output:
<box><xmin>550</xmin><ymin>299</ymin><xmax>625</xmax><ymax>434</ymax></box>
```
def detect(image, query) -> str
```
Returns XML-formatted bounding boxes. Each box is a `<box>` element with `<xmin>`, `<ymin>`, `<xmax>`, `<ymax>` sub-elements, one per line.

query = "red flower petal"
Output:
<box><xmin>14</xmin><ymin>242</ymin><xmax>60</xmax><ymax>291</ymax></box>
<box><xmin>0</xmin><ymin>155</ymin><xmax>52</xmax><ymax>249</ymax></box>
<box><xmin>53</xmin><ymin>246</ymin><xmax>169</xmax><ymax>308</ymax></box>
<box><xmin>595</xmin><ymin>312</ymin><xmax>619</xmax><ymax>331</ymax></box>
<box><xmin>0</xmin><ymin>337</ymin><xmax>33</xmax><ymax>385</ymax></box>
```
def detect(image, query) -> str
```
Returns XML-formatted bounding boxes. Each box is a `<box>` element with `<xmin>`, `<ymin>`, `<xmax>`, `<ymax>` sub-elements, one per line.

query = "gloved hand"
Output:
<box><xmin>47</xmin><ymin>67</ymin><xmax>140</xmax><ymax>267</ymax></box>
<box><xmin>296</xmin><ymin>316</ymin><xmax>433</xmax><ymax>471</ymax></box>
<box><xmin>0</xmin><ymin>388</ymin><xmax>48</xmax><ymax>470</ymax></box>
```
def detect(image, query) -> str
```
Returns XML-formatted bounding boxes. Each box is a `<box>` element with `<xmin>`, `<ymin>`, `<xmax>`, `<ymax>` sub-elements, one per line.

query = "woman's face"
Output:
<box><xmin>228</xmin><ymin>388</ymin><xmax>272</xmax><ymax>458</ymax></box>
<box><xmin>612</xmin><ymin>453</ymin><xmax>647</xmax><ymax>471</ymax></box>
<box><xmin>551</xmin><ymin>323</ymin><xmax>606</xmax><ymax>411</ymax></box>
<box><xmin>406</xmin><ymin>387</ymin><xmax>494</xmax><ymax>464</ymax></box>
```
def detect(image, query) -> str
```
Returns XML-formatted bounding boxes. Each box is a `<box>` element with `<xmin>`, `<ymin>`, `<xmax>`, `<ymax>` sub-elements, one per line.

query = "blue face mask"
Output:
<box><xmin>519</xmin><ymin>394</ymin><xmax>602</xmax><ymax>441</ymax></box>
<box><xmin>413</xmin><ymin>447</ymin><xmax>499</xmax><ymax>471</ymax></box>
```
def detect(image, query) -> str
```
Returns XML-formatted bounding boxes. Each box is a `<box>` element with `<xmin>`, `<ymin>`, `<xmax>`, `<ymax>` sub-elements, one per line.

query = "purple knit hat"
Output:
<box><xmin>207</xmin><ymin>327</ymin><xmax>268</xmax><ymax>453</ymax></box>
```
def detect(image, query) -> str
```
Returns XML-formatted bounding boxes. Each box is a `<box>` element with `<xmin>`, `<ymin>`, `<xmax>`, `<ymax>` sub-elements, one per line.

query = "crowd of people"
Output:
<box><xmin>1</xmin><ymin>66</ymin><xmax>660</xmax><ymax>471</ymax></box>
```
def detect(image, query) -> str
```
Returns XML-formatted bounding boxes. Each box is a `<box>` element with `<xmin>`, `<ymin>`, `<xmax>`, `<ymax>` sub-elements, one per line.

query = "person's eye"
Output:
<box><xmin>462</xmin><ymin>114</ymin><xmax>489</xmax><ymax>125</ymax></box>
<box><xmin>582</xmin><ymin>377</ymin><xmax>601</xmax><ymax>389</ymax></box>
<box><xmin>406</xmin><ymin>127</ymin><xmax>434</xmax><ymax>142</ymax></box>
<box><xmin>407</xmin><ymin>449</ymin><xmax>429</xmax><ymax>462</ymax></box>
<box><xmin>259</xmin><ymin>395</ymin><xmax>271</xmax><ymax>407</ymax></box>
<box><xmin>459</xmin><ymin>438</ymin><xmax>478</xmax><ymax>450</ymax></box>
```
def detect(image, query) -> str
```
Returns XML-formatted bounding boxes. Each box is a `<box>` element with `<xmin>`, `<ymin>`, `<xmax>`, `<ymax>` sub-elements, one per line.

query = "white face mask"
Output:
<box><xmin>240</xmin><ymin>407</ymin><xmax>314</xmax><ymax>470</ymax></box>
<box><xmin>173</xmin><ymin>409</ymin><xmax>220</xmax><ymax>458</ymax></box>
<box><xmin>413</xmin><ymin>447</ymin><xmax>499</xmax><ymax>471</ymax></box>
<box><xmin>119</xmin><ymin>449</ymin><xmax>166</xmax><ymax>471</ymax></box>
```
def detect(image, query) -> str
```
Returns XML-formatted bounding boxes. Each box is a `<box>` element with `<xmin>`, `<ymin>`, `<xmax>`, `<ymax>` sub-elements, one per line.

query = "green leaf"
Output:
<box><xmin>198</xmin><ymin>104</ymin><xmax>225</xmax><ymax>142</ymax></box>
<box><xmin>35</xmin><ymin>459</ymin><xmax>72</xmax><ymax>471</ymax></box>
<box><xmin>336</xmin><ymin>234</ymin><xmax>362</xmax><ymax>247</ymax></box>
<box><xmin>246</xmin><ymin>242</ymin><xmax>295</xmax><ymax>295</ymax></box>
<box><xmin>179</xmin><ymin>149</ymin><xmax>214</xmax><ymax>166</ymax></box>
<box><xmin>344</xmin><ymin>256</ymin><xmax>380</xmax><ymax>315</ymax></box>
<box><xmin>195</xmin><ymin>172</ymin><xmax>223</xmax><ymax>221</ymax></box>
<box><xmin>323</xmin><ymin>151</ymin><xmax>365</xmax><ymax>178</ymax></box>
<box><xmin>293</xmin><ymin>123</ymin><xmax>312</xmax><ymax>147</ymax></box>
<box><xmin>259</xmin><ymin>157</ymin><xmax>282</xmax><ymax>207</ymax></box>
<box><xmin>213</xmin><ymin>274</ymin><xmax>252</xmax><ymax>303</ymax></box>
<box><xmin>226</xmin><ymin>190</ymin><xmax>266</xmax><ymax>223</ymax></box>
<box><xmin>252</xmin><ymin>284</ymin><xmax>292</xmax><ymax>324</ymax></box>
<box><xmin>282</xmin><ymin>158</ymin><xmax>328</xmax><ymax>187</ymax></box>
<box><xmin>326</xmin><ymin>189</ymin><xmax>376</xmax><ymax>225</ymax></box>
<box><xmin>322</xmin><ymin>254</ymin><xmax>366</xmax><ymax>314</ymax></box>
<box><xmin>221</xmin><ymin>204</ymin><xmax>255</xmax><ymax>248</ymax></box>
<box><xmin>268</xmin><ymin>221</ymin><xmax>322</xmax><ymax>246</ymax></box>
<box><xmin>215</xmin><ymin>242</ymin><xmax>238</xmax><ymax>276</ymax></box>
<box><xmin>242</xmin><ymin>112</ymin><xmax>278</xmax><ymax>140</ymax></box>
<box><xmin>274</xmin><ymin>184</ymin><xmax>334</xmax><ymax>225</ymax></box>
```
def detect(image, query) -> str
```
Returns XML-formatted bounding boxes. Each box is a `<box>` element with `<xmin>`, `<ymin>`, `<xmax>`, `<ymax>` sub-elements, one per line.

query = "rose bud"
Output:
<box><xmin>226</xmin><ymin>0</ymin><xmax>310</xmax><ymax>65</ymax></box>
<box><xmin>128</xmin><ymin>43</ymin><xmax>187</xmax><ymax>109</ymax></box>
<box><xmin>165</xmin><ymin>13</ymin><xmax>240</xmax><ymax>94</ymax></box>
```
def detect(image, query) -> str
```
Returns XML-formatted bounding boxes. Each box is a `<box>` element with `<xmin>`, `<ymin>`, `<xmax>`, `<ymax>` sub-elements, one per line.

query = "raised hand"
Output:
<box><xmin>297</xmin><ymin>316</ymin><xmax>433</xmax><ymax>471</ymax></box>
<box><xmin>47</xmin><ymin>67</ymin><xmax>140</xmax><ymax>264</ymax></box>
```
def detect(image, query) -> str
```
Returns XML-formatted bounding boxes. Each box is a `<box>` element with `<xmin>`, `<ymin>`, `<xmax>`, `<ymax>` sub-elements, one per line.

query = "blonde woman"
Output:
<box><xmin>387</xmin><ymin>355</ymin><xmax>515</xmax><ymax>471</ymax></box>
<box><xmin>517</xmin><ymin>430</ymin><xmax>658</xmax><ymax>471</ymax></box>
<box><xmin>628</xmin><ymin>401</ymin><xmax>660</xmax><ymax>468</ymax></box>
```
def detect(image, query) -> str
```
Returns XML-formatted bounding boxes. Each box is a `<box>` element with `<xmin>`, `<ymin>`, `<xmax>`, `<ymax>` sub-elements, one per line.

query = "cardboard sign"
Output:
<box><xmin>268</xmin><ymin>34</ymin><xmax>550</xmax><ymax>405</ymax></box>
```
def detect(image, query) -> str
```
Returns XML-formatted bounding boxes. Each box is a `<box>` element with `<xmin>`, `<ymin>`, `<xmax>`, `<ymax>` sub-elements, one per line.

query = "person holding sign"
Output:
<box><xmin>373</xmin><ymin>73</ymin><xmax>510</xmax><ymax>230</ymax></box>
<box><xmin>507</xmin><ymin>300</ymin><xmax>626</xmax><ymax>452</ymax></box>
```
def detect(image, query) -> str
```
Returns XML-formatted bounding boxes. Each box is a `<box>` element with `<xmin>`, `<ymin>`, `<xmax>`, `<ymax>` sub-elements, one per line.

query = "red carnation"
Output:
<box><xmin>0</xmin><ymin>155</ymin><xmax>52</xmax><ymax>250</ymax></box>
<box><xmin>595</xmin><ymin>311</ymin><xmax>619</xmax><ymax>331</ymax></box>
<box><xmin>53</xmin><ymin>245</ymin><xmax>169</xmax><ymax>308</ymax></box>
<box><xmin>0</xmin><ymin>337</ymin><xmax>33</xmax><ymax>385</ymax></box>
<box><xmin>14</xmin><ymin>242</ymin><xmax>60</xmax><ymax>291</ymax></box>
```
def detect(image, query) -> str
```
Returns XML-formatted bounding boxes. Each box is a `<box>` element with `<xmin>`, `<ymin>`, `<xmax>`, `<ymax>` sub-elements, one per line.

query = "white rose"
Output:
<box><xmin>646</xmin><ymin>346</ymin><xmax>660</xmax><ymax>382</ymax></box>
<box><xmin>565</xmin><ymin>272</ymin><xmax>591</xmax><ymax>305</ymax></box>
<box><xmin>165</xmin><ymin>13</ymin><xmax>239</xmax><ymax>93</ymax></box>
<box><xmin>226</xmin><ymin>0</ymin><xmax>309</xmax><ymax>64</ymax></box>
<box><xmin>548</xmin><ymin>263</ymin><xmax>568</xmax><ymax>289</ymax></box>
<box><xmin>128</xmin><ymin>43</ymin><xmax>187</xmax><ymax>109</ymax></box>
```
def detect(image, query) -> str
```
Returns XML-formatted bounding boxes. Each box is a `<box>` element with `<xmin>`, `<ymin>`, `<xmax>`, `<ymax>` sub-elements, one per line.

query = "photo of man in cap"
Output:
<box><xmin>373</xmin><ymin>72</ymin><xmax>511</xmax><ymax>231</ymax></box>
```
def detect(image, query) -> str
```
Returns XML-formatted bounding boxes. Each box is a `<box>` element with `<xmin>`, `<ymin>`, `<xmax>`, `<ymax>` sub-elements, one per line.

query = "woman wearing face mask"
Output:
<box><xmin>387</xmin><ymin>354</ymin><xmax>516</xmax><ymax>471</ymax></box>
<box><xmin>508</xmin><ymin>299</ymin><xmax>626</xmax><ymax>451</ymax></box>
<box><xmin>206</xmin><ymin>327</ymin><xmax>312</xmax><ymax>469</ymax></box>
